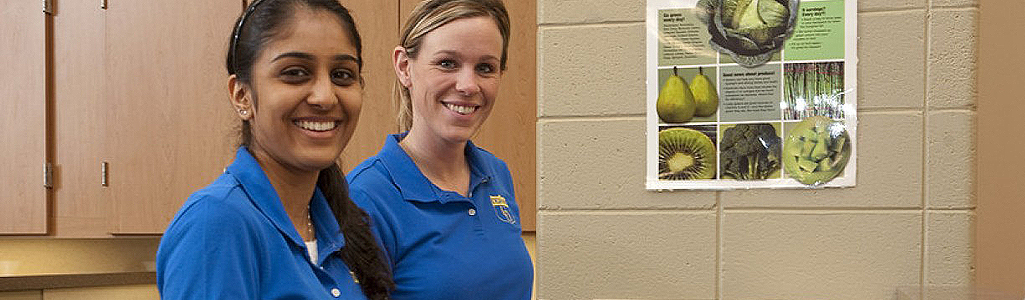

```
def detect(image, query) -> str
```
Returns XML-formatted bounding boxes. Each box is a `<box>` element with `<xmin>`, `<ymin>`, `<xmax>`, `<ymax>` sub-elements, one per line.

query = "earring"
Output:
<box><xmin>239</xmin><ymin>109</ymin><xmax>248</xmax><ymax>116</ymax></box>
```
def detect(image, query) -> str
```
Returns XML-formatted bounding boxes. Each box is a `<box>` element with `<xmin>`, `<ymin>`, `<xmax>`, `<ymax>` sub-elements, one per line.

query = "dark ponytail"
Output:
<box><xmin>318</xmin><ymin>164</ymin><xmax>395</xmax><ymax>299</ymax></box>
<box><xmin>228</xmin><ymin>0</ymin><xmax>393</xmax><ymax>298</ymax></box>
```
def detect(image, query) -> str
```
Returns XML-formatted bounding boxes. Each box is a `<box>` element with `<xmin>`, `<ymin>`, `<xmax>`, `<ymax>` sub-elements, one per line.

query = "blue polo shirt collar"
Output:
<box><xmin>378</xmin><ymin>133</ymin><xmax>492</xmax><ymax>204</ymax></box>
<box><xmin>225</xmin><ymin>147</ymin><xmax>345</xmax><ymax>260</ymax></box>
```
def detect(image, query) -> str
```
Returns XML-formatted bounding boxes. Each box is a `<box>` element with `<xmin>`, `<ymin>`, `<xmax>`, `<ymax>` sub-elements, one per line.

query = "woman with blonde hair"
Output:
<box><xmin>347</xmin><ymin>0</ymin><xmax>532</xmax><ymax>299</ymax></box>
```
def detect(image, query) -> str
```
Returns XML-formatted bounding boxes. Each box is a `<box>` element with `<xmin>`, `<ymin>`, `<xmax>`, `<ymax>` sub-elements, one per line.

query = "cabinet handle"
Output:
<box><xmin>101</xmin><ymin>161</ymin><xmax>109</xmax><ymax>187</ymax></box>
<box><xmin>43</xmin><ymin>0</ymin><xmax>54</xmax><ymax>15</ymax></box>
<box><xmin>44</xmin><ymin>163</ymin><xmax>53</xmax><ymax>189</ymax></box>
<box><xmin>101</xmin><ymin>0</ymin><xmax>107</xmax><ymax>9</ymax></box>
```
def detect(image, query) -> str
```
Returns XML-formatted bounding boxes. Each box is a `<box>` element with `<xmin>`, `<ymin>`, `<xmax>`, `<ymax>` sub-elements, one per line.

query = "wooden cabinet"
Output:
<box><xmin>102</xmin><ymin>0</ymin><xmax>238</xmax><ymax>234</ymax></box>
<box><xmin>4</xmin><ymin>0</ymin><xmax>239</xmax><ymax>237</ymax></box>
<box><xmin>0</xmin><ymin>0</ymin><xmax>49</xmax><ymax>234</ymax></box>
<box><xmin>0</xmin><ymin>284</ymin><xmax>157</xmax><ymax>300</ymax></box>
<box><xmin>339</xmin><ymin>0</ymin><xmax>402</xmax><ymax>171</ymax></box>
<box><xmin>45</xmin><ymin>284</ymin><xmax>158</xmax><ymax>300</ymax></box>
<box><xmin>0</xmin><ymin>290</ymin><xmax>42</xmax><ymax>300</ymax></box>
<box><xmin>1</xmin><ymin>0</ymin><xmax>537</xmax><ymax>236</ymax></box>
<box><xmin>53</xmin><ymin>0</ymin><xmax>238</xmax><ymax>236</ymax></box>
<box><xmin>52</xmin><ymin>0</ymin><xmax>113</xmax><ymax>237</ymax></box>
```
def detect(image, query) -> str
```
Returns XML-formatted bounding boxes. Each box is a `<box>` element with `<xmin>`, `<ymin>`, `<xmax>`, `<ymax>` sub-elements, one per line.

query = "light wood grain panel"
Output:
<box><xmin>0</xmin><ymin>0</ymin><xmax>49</xmax><ymax>234</ymax></box>
<box><xmin>396</xmin><ymin>0</ymin><xmax>537</xmax><ymax>230</ymax></box>
<box><xmin>104</xmin><ymin>1</ymin><xmax>239</xmax><ymax>234</ymax></box>
<box><xmin>977</xmin><ymin>0</ymin><xmax>1025</xmax><ymax>296</ymax></box>
<box><xmin>339</xmin><ymin>0</ymin><xmax>402</xmax><ymax>170</ymax></box>
<box><xmin>51</xmin><ymin>0</ymin><xmax>112</xmax><ymax>237</ymax></box>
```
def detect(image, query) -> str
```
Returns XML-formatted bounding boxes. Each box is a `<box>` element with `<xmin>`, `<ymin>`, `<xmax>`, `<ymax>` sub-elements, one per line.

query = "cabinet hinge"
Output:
<box><xmin>43</xmin><ymin>163</ymin><xmax>53</xmax><ymax>189</ymax></box>
<box><xmin>43</xmin><ymin>0</ymin><xmax>53</xmax><ymax>15</ymax></box>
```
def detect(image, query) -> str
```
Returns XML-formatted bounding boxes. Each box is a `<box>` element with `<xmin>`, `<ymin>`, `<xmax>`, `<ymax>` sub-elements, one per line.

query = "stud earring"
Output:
<box><xmin>239</xmin><ymin>109</ymin><xmax>248</xmax><ymax>116</ymax></box>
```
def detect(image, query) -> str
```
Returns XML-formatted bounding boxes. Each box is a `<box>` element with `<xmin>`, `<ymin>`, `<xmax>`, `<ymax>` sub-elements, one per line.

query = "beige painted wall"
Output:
<box><xmin>536</xmin><ymin>0</ymin><xmax>976</xmax><ymax>299</ymax></box>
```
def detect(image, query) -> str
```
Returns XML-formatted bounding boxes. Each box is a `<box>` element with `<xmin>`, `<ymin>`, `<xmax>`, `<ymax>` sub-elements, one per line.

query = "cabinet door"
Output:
<box><xmin>104</xmin><ymin>1</ymin><xmax>239</xmax><ymax>234</ymax></box>
<box><xmin>339</xmin><ymin>0</ymin><xmax>401</xmax><ymax>169</ymax></box>
<box><xmin>52</xmin><ymin>0</ymin><xmax>112</xmax><ymax>237</ymax></box>
<box><xmin>0</xmin><ymin>0</ymin><xmax>49</xmax><ymax>234</ymax></box>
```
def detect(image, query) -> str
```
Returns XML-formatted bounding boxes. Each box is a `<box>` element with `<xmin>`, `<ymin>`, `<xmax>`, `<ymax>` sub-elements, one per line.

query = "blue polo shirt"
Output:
<box><xmin>347</xmin><ymin>134</ymin><xmax>533</xmax><ymax>300</ymax></box>
<box><xmin>157</xmin><ymin>147</ymin><xmax>368</xmax><ymax>300</ymax></box>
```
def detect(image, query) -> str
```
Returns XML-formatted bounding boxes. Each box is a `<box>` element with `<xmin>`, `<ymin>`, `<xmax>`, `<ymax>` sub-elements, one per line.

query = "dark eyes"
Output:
<box><xmin>331</xmin><ymin>69</ymin><xmax>357</xmax><ymax>85</ymax></box>
<box><xmin>280</xmin><ymin>67</ymin><xmax>310</xmax><ymax>81</ymax></box>
<box><xmin>279</xmin><ymin>67</ymin><xmax>357</xmax><ymax>86</ymax></box>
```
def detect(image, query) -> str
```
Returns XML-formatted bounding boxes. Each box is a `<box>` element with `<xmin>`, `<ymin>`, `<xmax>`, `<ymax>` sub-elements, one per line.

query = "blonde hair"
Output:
<box><xmin>395</xmin><ymin>0</ymin><xmax>510</xmax><ymax>132</ymax></box>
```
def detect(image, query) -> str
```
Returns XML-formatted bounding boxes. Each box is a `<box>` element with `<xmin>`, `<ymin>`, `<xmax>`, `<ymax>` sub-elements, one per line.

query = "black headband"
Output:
<box><xmin>230</xmin><ymin>0</ymin><xmax>269</xmax><ymax>74</ymax></box>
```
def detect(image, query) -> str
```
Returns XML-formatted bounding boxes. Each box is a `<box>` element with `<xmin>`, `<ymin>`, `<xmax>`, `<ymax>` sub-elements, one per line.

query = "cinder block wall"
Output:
<box><xmin>535</xmin><ymin>0</ymin><xmax>976</xmax><ymax>299</ymax></box>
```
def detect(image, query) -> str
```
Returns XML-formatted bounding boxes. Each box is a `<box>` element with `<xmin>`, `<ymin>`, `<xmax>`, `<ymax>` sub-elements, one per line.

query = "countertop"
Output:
<box><xmin>0</xmin><ymin>272</ymin><xmax>155</xmax><ymax>291</ymax></box>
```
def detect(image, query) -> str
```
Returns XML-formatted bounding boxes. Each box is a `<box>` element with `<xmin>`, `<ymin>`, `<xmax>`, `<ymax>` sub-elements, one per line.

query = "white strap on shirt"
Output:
<box><xmin>305</xmin><ymin>240</ymin><xmax>318</xmax><ymax>265</ymax></box>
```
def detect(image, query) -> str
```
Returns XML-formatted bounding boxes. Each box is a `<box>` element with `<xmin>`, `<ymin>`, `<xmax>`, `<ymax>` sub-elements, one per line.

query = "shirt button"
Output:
<box><xmin>468</xmin><ymin>208</ymin><xmax>476</xmax><ymax>216</ymax></box>
<box><xmin>331</xmin><ymin>288</ymin><xmax>341</xmax><ymax>297</ymax></box>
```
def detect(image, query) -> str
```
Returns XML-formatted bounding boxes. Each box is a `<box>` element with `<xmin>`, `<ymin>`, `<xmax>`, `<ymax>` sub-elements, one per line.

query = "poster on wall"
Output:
<box><xmin>645</xmin><ymin>0</ymin><xmax>858</xmax><ymax>190</ymax></box>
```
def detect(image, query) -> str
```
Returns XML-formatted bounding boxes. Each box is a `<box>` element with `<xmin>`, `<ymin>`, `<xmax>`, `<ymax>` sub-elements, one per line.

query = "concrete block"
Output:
<box><xmin>538</xmin><ymin>0</ymin><xmax>643</xmax><ymax>24</ymax></box>
<box><xmin>538</xmin><ymin>119</ymin><xmax>716</xmax><ymax>210</ymax></box>
<box><xmin>859</xmin><ymin>0</ymin><xmax>926</xmax><ymax>11</ymax></box>
<box><xmin>539</xmin><ymin>24</ymin><xmax>646</xmax><ymax>117</ymax></box>
<box><xmin>721</xmin><ymin>211</ymin><xmax>922</xmax><ymax>300</ymax></box>
<box><xmin>723</xmin><ymin>112</ymin><xmax>923</xmax><ymax>208</ymax></box>
<box><xmin>926</xmin><ymin>211</ymin><xmax>974</xmax><ymax>285</ymax></box>
<box><xmin>932</xmin><ymin>0</ymin><xmax>978</xmax><ymax>8</ymax></box>
<box><xmin>857</xmin><ymin>11</ymin><xmax>927</xmax><ymax>109</ymax></box>
<box><xmin>928</xmin><ymin>8</ymin><xmax>977</xmax><ymax>108</ymax></box>
<box><xmin>926</xmin><ymin>111</ymin><xmax>975</xmax><ymax>208</ymax></box>
<box><xmin>537</xmin><ymin>212</ymin><xmax>716</xmax><ymax>300</ymax></box>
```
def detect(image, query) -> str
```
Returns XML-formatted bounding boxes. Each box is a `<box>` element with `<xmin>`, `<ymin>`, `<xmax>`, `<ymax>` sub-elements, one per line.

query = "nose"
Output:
<box><xmin>454</xmin><ymin>68</ymin><xmax>481</xmax><ymax>96</ymax></box>
<box><xmin>307</xmin><ymin>75</ymin><xmax>339</xmax><ymax>110</ymax></box>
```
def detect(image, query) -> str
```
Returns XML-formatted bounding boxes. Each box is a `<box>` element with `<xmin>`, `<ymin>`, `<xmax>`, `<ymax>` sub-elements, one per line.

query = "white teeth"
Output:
<box><xmin>294</xmin><ymin>120</ymin><xmax>337</xmax><ymax>132</ymax></box>
<box><xmin>444</xmin><ymin>103</ymin><xmax>477</xmax><ymax>115</ymax></box>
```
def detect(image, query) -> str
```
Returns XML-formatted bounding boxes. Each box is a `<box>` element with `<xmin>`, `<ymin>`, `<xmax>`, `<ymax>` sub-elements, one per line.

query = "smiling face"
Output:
<box><xmin>234</xmin><ymin>8</ymin><xmax>362</xmax><ymax>175</ymax></box>
<box><xmin>397</xmin><ymin>16</ymin><xmax>504</xmax><ymax>146</ymax></box>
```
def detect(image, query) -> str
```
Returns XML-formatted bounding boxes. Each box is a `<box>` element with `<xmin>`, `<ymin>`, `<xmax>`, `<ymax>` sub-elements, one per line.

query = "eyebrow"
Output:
<box><xmin>270</xmin><ymin>52</ymin><xmax>360</xmax><ymax>63</ymax></box>
<box><xmin>434</xmin><ymin>50</ymin><xmax>499</xmax><ymax>62</ymax></box>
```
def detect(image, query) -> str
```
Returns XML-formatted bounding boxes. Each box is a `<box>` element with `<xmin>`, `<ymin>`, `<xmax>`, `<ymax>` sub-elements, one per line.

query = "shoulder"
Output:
<box><xmin>157</xmin><ymin>177</ymin><xmax>264</xmax><ymax>299</ymax></box>
<box><xmin>469</xmin><ymin>144</ymin><xmax>505</xmax><ymax>165</ymax></box>
<box><xmin>162</xmin><ymin>175</ymin><xmax>263</xmax><ymax>247</ymax></box>
<box><xmin>469</xmin><ymin>144</ymin><xmax>512</xmax><ymax>179</ymax></box>
<box><xmin>347</xmin><ymin>158</ymin><xmax>399</xmax><ymax>199</ymax></box>
<box><xmin>346</xmin><ymin>158</ymin><xmax>402</xmax><ymax>217</ymax></box>
<box><xmin>347</xmin><ymin>155</ymin><xmax>389</xmax><ymax>186</ymax></box>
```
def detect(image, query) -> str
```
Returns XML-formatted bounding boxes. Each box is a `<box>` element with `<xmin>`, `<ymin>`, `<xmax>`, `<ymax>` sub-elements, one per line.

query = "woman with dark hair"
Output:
<box><xmin>156</xmin><ymin>0</ymin><xmax>393</xmax><ymax>299</ymax></box>
<box><xmin>346</xmin><ymin>0</ymin><xmax>532</xmax><ymax>299</ymax></box>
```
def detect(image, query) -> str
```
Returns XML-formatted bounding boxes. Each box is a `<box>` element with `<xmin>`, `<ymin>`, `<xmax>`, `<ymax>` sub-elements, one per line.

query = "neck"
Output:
<box><xmin>400</xmin><ymin>128</ymin><xmax>471</xmax><ymax>195</ymax></box>
<box><xmin>248</xmin><ymin>146</ymin><xmax>319</xmax><ymax>241</ymax></box>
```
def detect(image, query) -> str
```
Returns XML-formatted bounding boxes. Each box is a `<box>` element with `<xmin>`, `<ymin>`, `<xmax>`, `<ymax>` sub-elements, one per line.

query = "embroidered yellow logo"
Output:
<box><xmin>490</xmin><ymin>195</ymin><xmax>516</xmax><ymax>224</ymax></box>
